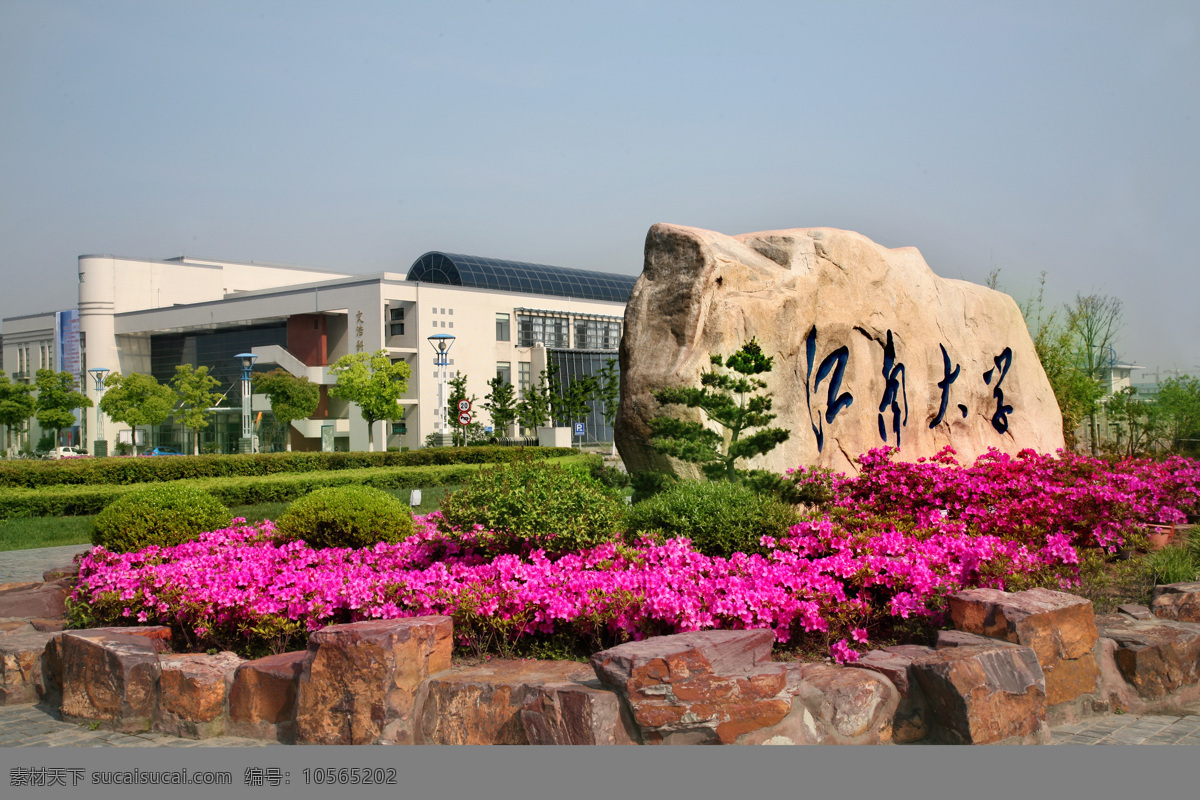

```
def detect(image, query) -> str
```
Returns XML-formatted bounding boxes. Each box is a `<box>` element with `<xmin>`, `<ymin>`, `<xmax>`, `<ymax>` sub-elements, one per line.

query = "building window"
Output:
<box><xmin>517</xmin><ymin>314</ymin><xmax>569</xmax><ymax>348</ymax></box>
<box><xmin>496</xmin><ymin>313</ymin><xmax>510</xmax><ymax>342</ymax></box>
<box><xmin>390</xmin><ymin>323</ymin><xmax>405</xmax><ymax>336</ymax></box>
<box><xmin>518</xmin><ymin>362</ymin><xmax>531</xmax><ymax>397</ymax></box>
<box><xmin>496</xmin><ymin>362</ymin><xmax>511</xmax><ymax>385</ymax></box>
<box><xmin>448</xmin><ymin>322</ymin><xmax>454</xmax><ymax>329</ymax></box>
<box><xmin>390</xmin><ymin>308</ymin><xmax>404</xmax><ymax>321</ymax></box>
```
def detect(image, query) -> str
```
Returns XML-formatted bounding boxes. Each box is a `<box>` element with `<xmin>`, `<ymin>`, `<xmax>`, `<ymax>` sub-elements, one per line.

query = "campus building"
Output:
<box><xmin>1</xmin><ymin>251</ymin><xmax>635</xmax><ymax>455</ymax></box>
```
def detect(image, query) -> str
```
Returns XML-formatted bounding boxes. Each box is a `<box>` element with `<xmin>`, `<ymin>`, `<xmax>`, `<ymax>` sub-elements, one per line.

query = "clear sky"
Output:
<box><xmin>1</xmin><ymin>0</ymin><xmax>1196</xmax><ymax>376</ymax></box>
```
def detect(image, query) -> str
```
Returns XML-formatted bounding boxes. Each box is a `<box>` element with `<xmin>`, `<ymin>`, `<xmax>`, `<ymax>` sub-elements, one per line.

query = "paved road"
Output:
<box><xmin>3</xmin><ymin>545</ymin><xmax>1200</xmax><ymax>747</ymax></box>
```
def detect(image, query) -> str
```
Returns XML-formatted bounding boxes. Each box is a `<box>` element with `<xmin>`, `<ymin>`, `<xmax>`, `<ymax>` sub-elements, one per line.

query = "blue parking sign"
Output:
<box><xmin>573</xmin><ymin>422</ymin><xmax>586</xmax><ymax>436</ymax></box>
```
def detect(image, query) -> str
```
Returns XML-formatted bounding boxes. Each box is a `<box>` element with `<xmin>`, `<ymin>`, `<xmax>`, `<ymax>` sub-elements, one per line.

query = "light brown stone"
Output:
<box><xmin>949</xmin><ymin>587</ymin><xmax>1099</xmax><ymax>706</ymax></box>
<box><xmin>521</xmin><ymin>679</ymin><xmax>638</xmax><ymax>745</ymax></box>
<box><xmin>0</xmin><ymin>618</ymin><xmax>36</xmax><ymax>636</ymax></box>
<box><xmin>910</xmin><ymin>644</ymin><xmax>1048</xmax><ymax>745</ymax></box>
<box><xmin>0</xmin><ymin>630</ymin><xmax>57</xmax><ymax>705</ymax></box>
<box><xmin>1095</xmin><ymin>614</ymin><xmax>1200</xmax><ymax>699</ymax></box>
<box><xmin>227</xmin><ymin>650</ymin><xmax>308</xmax><ymax>743</ymax></box>
<box><xmin>591</xmin><ymin>630</ymin><xmax>792</xmax><ymax>745</ymax></box>
<box><xmin>799</xmin><ymin>664</ymin><xmax>898</xmax><ymax>742</ymax></box>
<box><xmin>58</xmin><ymin>630</ymin><xmax>161</xmax><ymax>732</ymax></box>
<box><xmin>1150</xmin><ymin>582</ymin><xmax>1200</xmax><ymax>623</ymax></box>
<box><xmin>616</xmin><ymin>224</ymin><xmax>1065</xmax><ymax>478</ymax></box>
<box><xmin>421</xmin><ymin>659</ymin><xmax>595</xmax><ymax>745</ymax></box>
<box><xmin>0</xmin><ymin>582</ymin><xmax>70</xmax><ymax>620</ymax></box>
<box><xmin>854</xmin><ymin>647</ymin><xmax>933</xmax><ymax>743</ymax></box>
<box><xmin>156</xmin><ymin>652</ymin><xmax>242</xmax><ymax>739</ymax></box>
<box><xmin>296</xmin><ymin>616</ymin><xmax>452</xmax><ymax>745</ymax></box>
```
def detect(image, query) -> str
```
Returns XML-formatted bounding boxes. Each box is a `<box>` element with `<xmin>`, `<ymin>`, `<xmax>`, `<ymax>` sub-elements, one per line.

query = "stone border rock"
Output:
<box><xmin>6</xmin><ymin>569</ymin><xmax>1200</xmax><ymax>745</ymax></box>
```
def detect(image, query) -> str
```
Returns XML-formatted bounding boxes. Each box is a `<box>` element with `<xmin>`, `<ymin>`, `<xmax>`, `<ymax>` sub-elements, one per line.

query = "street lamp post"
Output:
<box><xmin>235</xmin><ymin>353</ymin><xmax>258</xmax><ymax>454</ymax></box>
<box><xmin>427</xmin><ymin>334</ymin><xmax>455</xmax><ymax>444</ymax></box>
<box><xmin>87</xmin><ymin>367</ymin><xmax>110</xmax><ymax>457</ymax></box>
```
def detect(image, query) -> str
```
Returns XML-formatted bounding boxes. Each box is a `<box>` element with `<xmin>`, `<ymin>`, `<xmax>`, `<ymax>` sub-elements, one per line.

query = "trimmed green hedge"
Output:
<box><xmin>0</xmin><ymin>446</ymin><xmax>577</xmax><ymax>489</ymax></box>
<box><xmin>0</xmin><ymin>454</ymin><xmax>600</xmax><ymax>520</ymax></box>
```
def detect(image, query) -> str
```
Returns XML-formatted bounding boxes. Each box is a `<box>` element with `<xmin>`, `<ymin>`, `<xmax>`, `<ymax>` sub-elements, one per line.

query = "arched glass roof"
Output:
<box><xmin>406</xmin><ymin>251</ymin><xmax>637</xmax><ymax>303</ymax></box>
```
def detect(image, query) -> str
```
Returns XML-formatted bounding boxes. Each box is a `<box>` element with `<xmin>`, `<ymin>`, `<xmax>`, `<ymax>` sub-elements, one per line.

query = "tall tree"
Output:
<box><xmin>516</xmin><ymin>374</ymin><xmax>550</xmax><ymax>432</ymax></box>
<box><xmin>0</xmin><ymin>375</ymin><xmax>36</xmax><ymax>457</ymax></box>
<box><xmin>1068</xmin><ymin>293</ymin><xmax>1123</xmax><ymax>454</ymax></box>
<box><xmin>328</xmin><ymin>350</ymin><xmax>411</xmax><ymax>452</ymax></box>
<box><xmin>648</xmin><ymin>338</ymin><xmax>790</xmax><ymax>481</ymax></box>
<box><xmin>252</xmin><ymin>369</ymin><xmax>320</xmax><ymax>452</ymax></box>
<box><xmin>483</xmin><ymin>375</ymin><xmax>518</xmax><ymax>438</ymax></box>
<box><xmin>446</xmin><ymin>371</ymin><xmax>485</xmax><ymax>446</ymax></box>
<box><xmin>99</xmin><ymin>372</ymin><xmax>175</xmax><ymax>455</ymax></box>
<box><xmin>595</xmin><ymin>358</ymin><xmax>620</xmax><ymax>454</ymax></box>
<box><xmin>1104</xmin><ymin>387</ymin><xmax>1158</xmax><ymax>457</ymax></box>
<box><xmin>33</xmin><ymin>369</ymin><xmax>92</xmax><ymax>448</ymax></box>
<box><xmin>1152</xmin><ymin>376</ymin><xmax>1200</xmax><ymax>456</ymax></box>
<box><xmin>170</xmin><ymin>364</ymin><xmax>224</xmax><ymax>455</ymax></box>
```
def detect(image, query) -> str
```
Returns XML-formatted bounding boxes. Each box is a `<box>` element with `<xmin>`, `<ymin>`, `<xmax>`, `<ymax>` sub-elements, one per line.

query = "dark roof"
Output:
<box><xmin>405</xmin><ymin>251</ymin><xmax>637</xmax><ymax>303</ymax></box>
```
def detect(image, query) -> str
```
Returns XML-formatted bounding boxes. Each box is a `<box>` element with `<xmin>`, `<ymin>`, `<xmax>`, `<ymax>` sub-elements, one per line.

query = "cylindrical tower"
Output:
<box><xmin>78</xmin><ymin>256</ymin><xmax>119</xmax><ymax>455</ymax></box>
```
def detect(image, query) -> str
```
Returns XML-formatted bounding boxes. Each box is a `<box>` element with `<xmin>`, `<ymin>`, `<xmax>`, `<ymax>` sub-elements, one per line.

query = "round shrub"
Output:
<box><xmin>91</xmin><ymin>484</ymin><xmax>231</xmax><ymax>553</ymax></box>
<box><xmin>437</xmin><ymin>457</ymin><xmax>625</xmax><ymax>556</ymax></box>
<box><xmin>624</xmin><ymin>479</ymin><xmax>799</xmax><ymax>558</ymax></box>
<box><xmin>274</xmin><ymin>485</ymin><xmax>413</xmax><ymax>549</ymax></box>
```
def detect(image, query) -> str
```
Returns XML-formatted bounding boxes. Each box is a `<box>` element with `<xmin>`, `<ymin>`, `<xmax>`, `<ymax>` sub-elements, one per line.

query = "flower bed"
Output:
<box><xmin>69</xmin><ymin>448</ymin><xmax>1200</xmax><ymax>664</ymax></box>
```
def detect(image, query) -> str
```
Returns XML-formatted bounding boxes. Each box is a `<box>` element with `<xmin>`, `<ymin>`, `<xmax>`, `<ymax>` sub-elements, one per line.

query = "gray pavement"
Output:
<box><xmin>3</xmin><ymin>544</ymin><xmax>1200</xmax><ymax>747</ymax></box>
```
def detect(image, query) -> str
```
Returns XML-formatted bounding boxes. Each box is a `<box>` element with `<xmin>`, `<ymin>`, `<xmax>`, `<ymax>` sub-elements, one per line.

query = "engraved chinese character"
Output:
<box><xmin>877</xmin><ymin>330</ymin><xmax>907</xmax><ymax>445</ymax></box>
<box><xmin>803</xmin><ymin>326</ymin><xmax>854</xmax><ymax>453</ymax></box>
<box><xmin>983</xmin><ymin>347</ymin><xmax>1014</xmax><ymax>433</ymax></box>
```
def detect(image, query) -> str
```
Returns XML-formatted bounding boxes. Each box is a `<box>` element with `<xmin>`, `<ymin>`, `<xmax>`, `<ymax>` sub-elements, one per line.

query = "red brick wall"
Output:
<box><xmin>287</xmin><ymin>315</ymin><xmax>327</xmax><ymax>367</ymax></box>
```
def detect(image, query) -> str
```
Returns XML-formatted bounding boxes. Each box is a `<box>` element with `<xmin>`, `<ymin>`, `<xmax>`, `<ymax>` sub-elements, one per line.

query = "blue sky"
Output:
<box><xmin>1</xmin><ymin>1</ymin><xmax>1196</xmax><ymax>375</ymax></box>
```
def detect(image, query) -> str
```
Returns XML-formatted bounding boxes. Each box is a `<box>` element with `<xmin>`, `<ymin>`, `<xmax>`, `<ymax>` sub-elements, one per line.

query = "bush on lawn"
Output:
<box><xmin>438</xmin><ymin>455</ymin><xmax>624</xmax><ymax>556</ymax></box>
<box><xmin>274</xmin><ymin>485</ymin><xmax>413</xmax><ymax>549</ymax></box>
<box><xmin>91</xmin><ymin>484</ymin><xmax>230</xmax><ymax>553</ymax></box>
<box><xmin>624</xmin><ymin>479</ymin><xmax>799</xmax><ymax>558</ymax></box>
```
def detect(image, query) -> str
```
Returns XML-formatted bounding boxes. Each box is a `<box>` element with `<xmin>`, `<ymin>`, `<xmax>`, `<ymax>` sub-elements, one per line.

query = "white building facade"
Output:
<box><xmin>2</xmin><ymin>252</ymin><xmax>634</xmax><ymax>454</ymax></box>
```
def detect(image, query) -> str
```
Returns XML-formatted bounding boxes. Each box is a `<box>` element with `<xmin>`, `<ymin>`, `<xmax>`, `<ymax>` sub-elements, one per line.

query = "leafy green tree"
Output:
<box><xmin>595</xmin><ymin>358</ymin><xmax>620</xmax><ymax>455</ymax></box>
<box><xmin>648</xmin><ymin>338</ymin><xmax>790</xmax><ymax>481</ymax></box>
<box><xmin>0</xmin><ymin>374</ymin><xmax>36</xmax><ymax>457</ymax></box>
<box><xmin>516</xmin><ymin>373</ymin><xmax>550</xmax><ymax>431</ymax></box>
<box><xmin>1104</xmin><ymin>387</ymin><xmax>1158</xmax><ymax>457</ymax></box>
<box><xmin>252</xmin><ymin>369</ymin><xmax>320</xmax><ymax>452</ymax></box>
<box><xmin>170</xmin><ymin>364</ymin><xmax>224</xmax><ymax>455</ymax></box>
<box><xmin>328</xmin><ymin>350</ymin><xmax>411</xmax><ymax>452</ymax></box>
<box><xmin>99</xmin><ymin>372</ymin><xmax>175</xmax><ymax>455</ymax></box>
<box><xmin>34</xmin><ymin>369</ymin><xmax>92</xmax><ymax>448</ymax></box>
<box><xmin>483</xmin><ymin>375</ymin><xmax>518</xmax><ymax>438</ymax></box>
<box><xmin>1152</xmin><ymin>376</ymin><xmax>1200</xmax><ymax>456</ymax></box>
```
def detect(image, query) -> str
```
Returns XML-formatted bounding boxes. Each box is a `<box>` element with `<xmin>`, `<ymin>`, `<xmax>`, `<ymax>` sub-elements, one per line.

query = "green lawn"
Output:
<box><xmin>0</xmin><ymin>484</ymin><xmax>463</xmax><ymax>553</ymax></box>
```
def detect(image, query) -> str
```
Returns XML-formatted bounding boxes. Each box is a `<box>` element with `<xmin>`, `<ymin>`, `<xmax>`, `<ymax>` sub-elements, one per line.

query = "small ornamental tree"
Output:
<box><xmin>252</xmin><ymin>369</ymin><xmax>320</xmax><ymax>452</ymax></box>
<box><xmin>34</xmin><ymin>369</ymin><xmax>92</xmax><ymax>448</ymax></box>
<box><xmin>328</xmin><ymin>350</ymin><xmax>411</xmax><ymax>452</ymax></box>
<box><xmin>170</xmin><ymin>364</ymin><xmax>224</xmax><ymax>455</ymax></box>
<box><xmin>99</xmin><ymin>372</ymin><xmax>175</xmax><ymax>455</ymax></box>
<box><xmin>446</xmin><ymin>372</ymin><xmax>485</xmax><ymax>446</ymax></box>
<box><xmin>596</xmin><ymin>358</ymin><xmax>620</xmax><ymax>454</ymax></box>
<box><xmin>648</xmin><ymin>338</ymin><xmax>790</xmax><ymax>480</ymax></box>
<box><xmin>483</xmin><ymin>375</ymin><xmax>518</xmax><ymax>438</ymax></box>
<box><xmin>0</xmin><ymin>374</ymin><xmax>36</xmax><ymax>456</ymax></box>
<box><xmin>516</xmin><ymin>374</ymin><xmax>550</xmax><ymax>431</ymax></box>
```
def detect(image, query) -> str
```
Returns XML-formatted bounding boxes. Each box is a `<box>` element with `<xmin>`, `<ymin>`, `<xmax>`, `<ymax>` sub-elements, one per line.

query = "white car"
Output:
<box><xmin>46</xmin><ymin>446</ymin><xmax>89</xmax><ymax>460</ymax></box>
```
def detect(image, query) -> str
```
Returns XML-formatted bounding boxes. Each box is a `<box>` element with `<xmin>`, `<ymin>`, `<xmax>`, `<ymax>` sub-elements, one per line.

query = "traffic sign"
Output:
<box><xmin>573</xmin><ymin>422</ymin><xmax>585</xmax><ymax>436</ymax></box>
<box><xmin>458</xmin><ymin>411</ymin><xmax>472</xmax><ymax>425</ymax></box>
<box><xmin>457</xmin><ymin>399</ymin><xmax>471</xmax><ymax>412</ymax></box>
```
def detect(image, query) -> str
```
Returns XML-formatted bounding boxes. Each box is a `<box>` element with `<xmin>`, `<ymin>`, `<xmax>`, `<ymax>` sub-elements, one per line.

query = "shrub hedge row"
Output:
<box><xmin>0</xmin><ymin>454</ymin><xmax>601</xmax><ymax>519</ymax></box>
<box><xmin>0</xmin><ymin>446</ymin><xmax>577</xmax><ymax>489</ymax></box>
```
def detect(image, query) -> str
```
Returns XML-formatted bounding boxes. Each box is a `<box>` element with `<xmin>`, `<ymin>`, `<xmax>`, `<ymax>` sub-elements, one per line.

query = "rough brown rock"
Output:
<box><xmin>58</xmin><ymin>630</ymin><xmax>161</xmax><ymax>732</ymax></box>
<box><xmin>949</xmin><ymin>587</ymin><xmax>1099</xmax><ymax>706</ymax></box>
<box><xmin>1095</xmin><ymin>614</ymin><xmax>1200</xmax><ymax>699</ymax></box>
<box><xmin>799</xmin><ymin>664</ymin><xmax>899</xmax><ymax>742</ymax></box>
<box><xmin>0</xmin><ymin>582</ymin><xmax>70</xmax><ymax>620</ymax></box>
<box><xmin>296</xmin><ymin>616</ymin><xmax>452</xmax><ymax>745</ymax></box>
<box><xmin>591</xmin><ymin>630</ymin><xmax>793</xmax><ymax>745</ymax></box>
<box><xmin>0</xmin><ymin>630</ymin><xmax>57</xmax><ymax>705</ymax></box>
<box><xmin>854</xmin><ymin>647</ymin><xmax>933</xmax><ymax>743</ymax></box>
<box><xmin>910</xmin><ymin>644</ymin><xmax>1048</xmax><ymax>744</ymax></box>
<box><xmin>1150</xmin><ymin>582</ymin><xmax>1200</xmax><ymax>623</ymax></box>
<box><xmin>0</xmin><ymin>618</ymin><xmax>36</xmax><ymax>636</ymax></box>
<box><xmin>156</xmin><ymin>652</ymin><xmax>242</xmax><ymax>739</ymax></box>
<box><xmin>421</xmin><ymin>659</ymin><xmax>596</xmax><ymax>745</ymax></box>
<box><xmin>521</xmin><ymin>679</ymin><xmax>639</xmax><ymax>745</ymax></box>
<box><xmin>43</xmin><ymin>563</ymin><xmax>81</xmax><ymax>582</ymax></box>
<box><xmin>82</xmin><ymin>625</ymin><xmax>173</xmax><ymax>653</ymax></box>
<box><xmin>937</xmin><ymin>629</ymin><xmax>1015</xmax><ymax>649</ymax></box>
<box><xmin>616</xmin><ymin>224</ymin><xmax>1065</xmax><ymax>477</ymax></box>
<box><xmin>1118</xmin><ymin>604</ymin><xmax>1154</xmax><ymax>621</ymax></box>
<box><xmin>227</xmin><ymin>651</ymin><xmax>308</xmax><ymax>743</ymax></box>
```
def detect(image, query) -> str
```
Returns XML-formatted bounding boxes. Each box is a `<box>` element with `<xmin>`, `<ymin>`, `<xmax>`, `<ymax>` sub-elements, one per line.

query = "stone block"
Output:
<box><xmin>910</xmin><ymin>644</ymin><xmax>1048</xmax><ymax>744</ymax></box>
<box><xmin>156</xmin><ymin>652</ymin><xmax>243</xmax><ymax>739</ymax></box>
<box><xmin>591</xmin><ymin>630</ymin><xmax>792</xmax><ymax>745</ymax></box>
<box><xmin>43</xmin><ymin>563</ymin><xmax>80</xmax><ymax>583</ymax></box>
<box><xmin>949</xmin><ymin>587</ymin><xmax>1099</xmax><ymax>706</ymax></box>
<box><xmin>937</xmin><ymin>629</ymin><xmax>1014</xmax><ymax>649</ymax></box>
<box><xmin>0</xmin><ymin>618</ymin><xmax>36</xmax><ymax>636</ymax></box>
<box><xmin>0</xmin><ymin>630</ymin><xmax>57</xmax><ymax>705</ymax></box>
<box><xmin>296</xmin><ymin>616</ymin><xmax>452</xmax><ymax>745</ymax></box>
<box><xmin>798</xmin><ymin>664</ymin><xmax>899</xmax><ymax>743</ymax></box>
<box><xmin>0</xmin><ymin>582</ymin><xmax>70</xmax><ymax>620</ymax></box>
<box><xmin>1095</xmin><ymin>614</ymin><xmax>1200</xmax><ymax>699</ymax></box>
<box><xmin>1150</xmin><ymin>582</ymin><xmax>1200</xmax><ymax>623</ymax></box>
<box><xmin>854</xmin><ymin>647</ymin><xmax>933</xmax><ymax>743</ymax></box>
<box><xmin>228</xmin><ymin>651</ymin><xmax>308</xmax><ymax>743</ymax></box>
<box><xmin>521</xmin><ymin>679</ymin><xmax>638</xmax><ymax>745</ymax></box>
<box><xmin>1118</xmin><ymin>604</ymin><xmax>1154</xmax><ymax>621</ymax></box>
<box><xmin>420</xmin><ymin>659</ymin><xmax>595</xmax><ymax>745</ymax></box>
<box><xmin>58</xmin><ymin>630</ymin><xmax>161</xmax><ymax>732</ymax></box>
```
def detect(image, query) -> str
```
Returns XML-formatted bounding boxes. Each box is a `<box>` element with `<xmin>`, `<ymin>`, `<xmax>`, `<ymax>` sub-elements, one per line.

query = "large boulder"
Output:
<box><xmin>227</xmin><ymin>651</ymin><xmax>308</xmax><ymax>743</ymax></box>
<box><xmin>617</xmin><ymin>224</ymin><xmax>1064</xmax><ymax>476</ymax></box>
<box><xmin>58</xmin><ymin>630</ymin><xmax>162</xmax><ymax>732</ymax></box>
<box><xmin>156</xmin><ymin>652</ymin><xmax>243</xmax><ymax>739</ymax></box>
<box><xmin>0</xmin><ymin>630</ymin><xmax>57</xmax><ymax>705</ymax></box>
